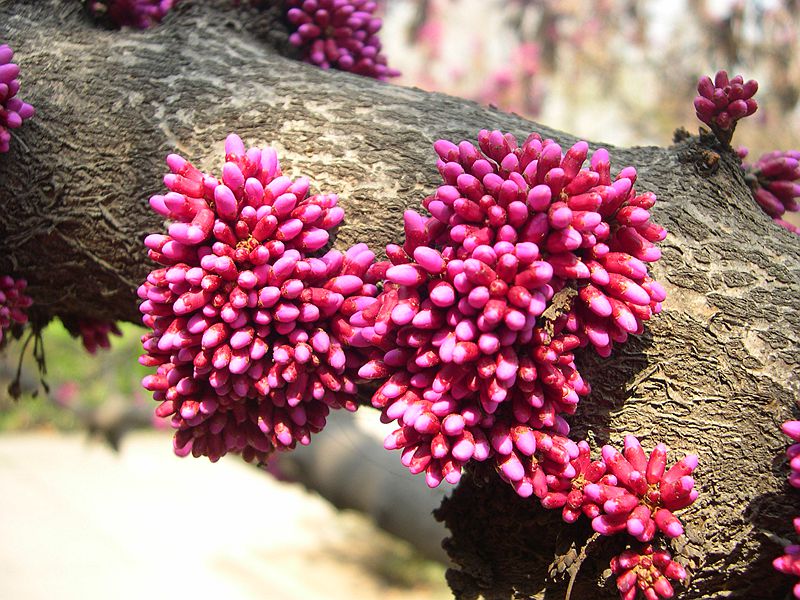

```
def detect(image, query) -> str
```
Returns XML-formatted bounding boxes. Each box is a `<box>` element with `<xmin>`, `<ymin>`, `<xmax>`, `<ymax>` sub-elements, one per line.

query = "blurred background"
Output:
<box><xmin>2</xmin><ymin>0</ymin><xmax>800</xmax><ymax>598</ymax></box>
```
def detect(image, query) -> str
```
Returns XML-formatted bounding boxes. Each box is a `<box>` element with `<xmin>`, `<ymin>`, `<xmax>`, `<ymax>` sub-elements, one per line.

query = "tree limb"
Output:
<box><xmin>1</xmin><ymin>1</ymin><xmax>799</xmax><ymax>597</ymax></box>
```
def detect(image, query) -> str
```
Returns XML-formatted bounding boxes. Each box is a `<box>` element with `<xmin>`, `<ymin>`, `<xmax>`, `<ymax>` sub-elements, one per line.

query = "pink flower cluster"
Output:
<box><xmin>610</xmin><ymin>544</ymin><xmax>688</xmax><ymax>600</ymax></box>
<box><xmin>351</xmin><ymin>130</ymin><xmax>666</xmax><ymax>491</ymax></box>
<box><xmin>585</xmin><ymin>436</ymin><xmax>698</xmax><ymax>541</ymax></box>
<box><xmin>78</xmin><ymin>319</ymin><xmax>122</xmax><ymax>354</ymax></box>
<box><xmin>139</xmin><ymin>134</ymin><xmax>376</xmax><ymax>463</ymax></box>
<box><xmin>694</xmin><ymin>70</ymin><xmax>758</xmax><ymax>144</ymax></box>
<box><xmin>775</xmin><ymin>517</ymin><xmax>800</xmax><ymax>599</ymax></box>
<box><xmin>740</xmin><ymin>148</ymin><xmax>800</xmax><ymax>233</ymax></box>
<box><xmin>776</xmin><ymin>421</ymin><xmax>800</xmax><ymax>598</ymax></box>
<box><xmin>286</xmin><ymin>0</ymin><xmax>400</xmax><ymax>80</ymax></box>
<box><xmin>0</xmin><ymin>275</ymin><xmax>32</xmax><ymax>345</ymax></box>
<box><xmin>0</xmin><ymin>45</ymin><xmax>34</xmax><ymax>154</ymax></box>
<box><xmin>88</xmin><ymin>0</ymin><xmax>177</xmax><ymax>29</ymax></box>
<box><xmin>784</xmin><ymin>421</ymin><xmax>800</xmax><ymax>489</ymax></box>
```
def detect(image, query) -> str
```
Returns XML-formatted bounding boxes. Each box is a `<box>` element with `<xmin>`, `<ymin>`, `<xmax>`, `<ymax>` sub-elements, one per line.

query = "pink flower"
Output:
<box><xmin>610</xmin><ymin>544</ymin><xmax>687</xmax><ymax>600</ymax></box>
<box><xmin>584</xmin><ymin>436</ymin><xmax>698</xmax><ymax>541</ymax></box>
<box><xmin>286</xmin><ymin>0</ymin><xmax>400</xmax><ymax>80</ymax></box>
<box><xmin>0</xmin><ymin>44</ymin><xmax>34</xmax><ymax>154</ymax></box>
<box><xmin>88</xmin><ymin>0</ymin><xmax>177</xmax><ymax>29</ymax></box>
<box><xmin>0</xmin><ymin>275</ymin><xmax>32</xmax><ymax>346</ymax></box>
<box><xmin>139</xmin><ymin>134</ymin><xmax>375</xmax><ymax>463</ymax></box>
<box><xmin>694</xmin><ymin>70</ymin><xmax>757</xmax><ymax>145</ymax></box>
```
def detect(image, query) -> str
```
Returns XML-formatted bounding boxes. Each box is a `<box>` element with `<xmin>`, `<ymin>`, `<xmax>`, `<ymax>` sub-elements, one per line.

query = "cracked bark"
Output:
<box><xmin>1</xmin><ymin>1</ymin><xmax>799</xmax><ymax>598</ymax></box>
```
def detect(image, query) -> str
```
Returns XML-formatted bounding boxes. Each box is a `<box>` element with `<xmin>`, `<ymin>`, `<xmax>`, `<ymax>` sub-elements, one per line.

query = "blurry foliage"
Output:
<box><xmin>0</xmin><ymin>321</ymin><xmax>150</xmax><ymax>432</ymax></box>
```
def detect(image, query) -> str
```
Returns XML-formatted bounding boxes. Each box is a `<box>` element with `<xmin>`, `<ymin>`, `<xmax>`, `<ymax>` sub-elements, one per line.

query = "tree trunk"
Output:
<box><xmin>1</xmin><ymin>1</ymin><xmax>799</xmax><ymax>598</ymax></box>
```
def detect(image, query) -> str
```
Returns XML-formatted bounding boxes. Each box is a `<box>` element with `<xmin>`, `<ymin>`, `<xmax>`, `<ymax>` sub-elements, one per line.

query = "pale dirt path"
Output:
<box><xmin>0</xmin><ymin>431</ymin><xmax>451</xmax><ymax>600</ymax></box>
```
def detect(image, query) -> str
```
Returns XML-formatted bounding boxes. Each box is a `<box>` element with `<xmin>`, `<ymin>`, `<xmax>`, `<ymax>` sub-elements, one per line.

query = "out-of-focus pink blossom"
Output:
<box><xmin>0</xmin><ymin>275</ymin><xmax>32</xmax><ymax>345</ymax></box>
<box><xmin>286</xmin><ymin>0</ymin><xmax>400</xmax><ymax>80</ymax></box>
<box><xmin>88</xmin><ymin>0</ymin><xmax>177</xmax><ymax>29</ymax></box>
<box><xmin>78</xmin><ymin>319</ymin><xmax>122</xmax><ymax>354</ymax></box>
<box><xmin>479</xmin><ymin>43</ymin><xmax>544</xmax><ymax>118</ymax></box>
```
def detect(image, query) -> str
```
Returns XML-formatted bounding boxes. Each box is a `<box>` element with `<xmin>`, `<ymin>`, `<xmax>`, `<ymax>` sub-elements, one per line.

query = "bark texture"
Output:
<box><xmin>1</xmin><ymin>1</ymin><xmax>799</xmax><ymax>598</ymax></box>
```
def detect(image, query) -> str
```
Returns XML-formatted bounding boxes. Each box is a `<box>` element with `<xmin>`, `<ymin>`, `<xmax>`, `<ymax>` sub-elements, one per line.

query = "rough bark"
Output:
<box><xmin>1</xmin><ymin>1</ymin><xmax>799</xmax><ymax>598</ymax></box>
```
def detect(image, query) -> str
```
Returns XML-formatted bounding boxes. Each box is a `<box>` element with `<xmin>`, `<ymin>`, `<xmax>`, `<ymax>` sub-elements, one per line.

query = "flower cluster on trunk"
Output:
<box><xmin>77</xmin><ymin>319</ymin><xmax>122</xmax><ymax>354</ymax></box>
<box><xmin>0</xmin><ymin>44</ymin><xmax>34</xmax><ymax>154</ymax></box>
<box><xmin>139</xmin><ymin>134</ymin><xmax>376</xmax><ymax>462</ymax></box>
<box><xmin>610</xmin><ymin>544</ymin><xmax>688</xmax><ymax>600</ymax></box>
<box><xmin>350</xmin><ymin>130</ymin><xmax>668</xmax><ymax>492</ymax></box>
<box><xmin>136</xmin><ymin>129</ymin><xmax>697</xmax><ymax>599</ymax></box>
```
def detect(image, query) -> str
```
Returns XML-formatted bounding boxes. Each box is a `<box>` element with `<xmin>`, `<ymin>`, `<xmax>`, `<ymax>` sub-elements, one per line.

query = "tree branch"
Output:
<box><xmin>1</xmin><ymin>1</ymin><xmax>799</xmax><ymax>597</ymax></box>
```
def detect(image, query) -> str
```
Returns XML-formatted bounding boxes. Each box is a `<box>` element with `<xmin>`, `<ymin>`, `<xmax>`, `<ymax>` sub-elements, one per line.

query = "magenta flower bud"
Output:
<box><xmin>434</xmin><ymin>140</ymin><xmax>460</xmax><ymax>162</ymax></box>
<box><xmin>497</xmin><ymin>451</ymin><xmax>525</xmax><ymax>481</ymax></box>
<box><xmin>386</xmin><ymin>263</ymin><xmax>426</xmax><ymax>286</ymax></box>
<box><xmin>654</xmin><ymin>508</ymin><xmax>683</xmax><ymax>538</ymax></box>
<box><xmin>784</xmin><ymin>421</ymin><xmax>800</xmax><ymax>442</ymax></box>
<box><xmin>413</xmin><ymin>246</ymin><xmax>446</xmax><ymax>274</ymax></box>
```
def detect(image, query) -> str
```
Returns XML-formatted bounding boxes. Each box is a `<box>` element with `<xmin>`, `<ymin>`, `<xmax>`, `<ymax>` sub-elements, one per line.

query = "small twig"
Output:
<box><xmin>564</xmin><ymin>532</ymin><xmax>600</xmax><ymax>600</ymax></box>
<box><xmin>32</xmin><ymin>327</ymin><xmax>49</xmax><ymax>393</ymax></box>
<box><xmin>9</xmin><ymin>329</ymin><xmax>35</xmax><ymax>400</ymax></box>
